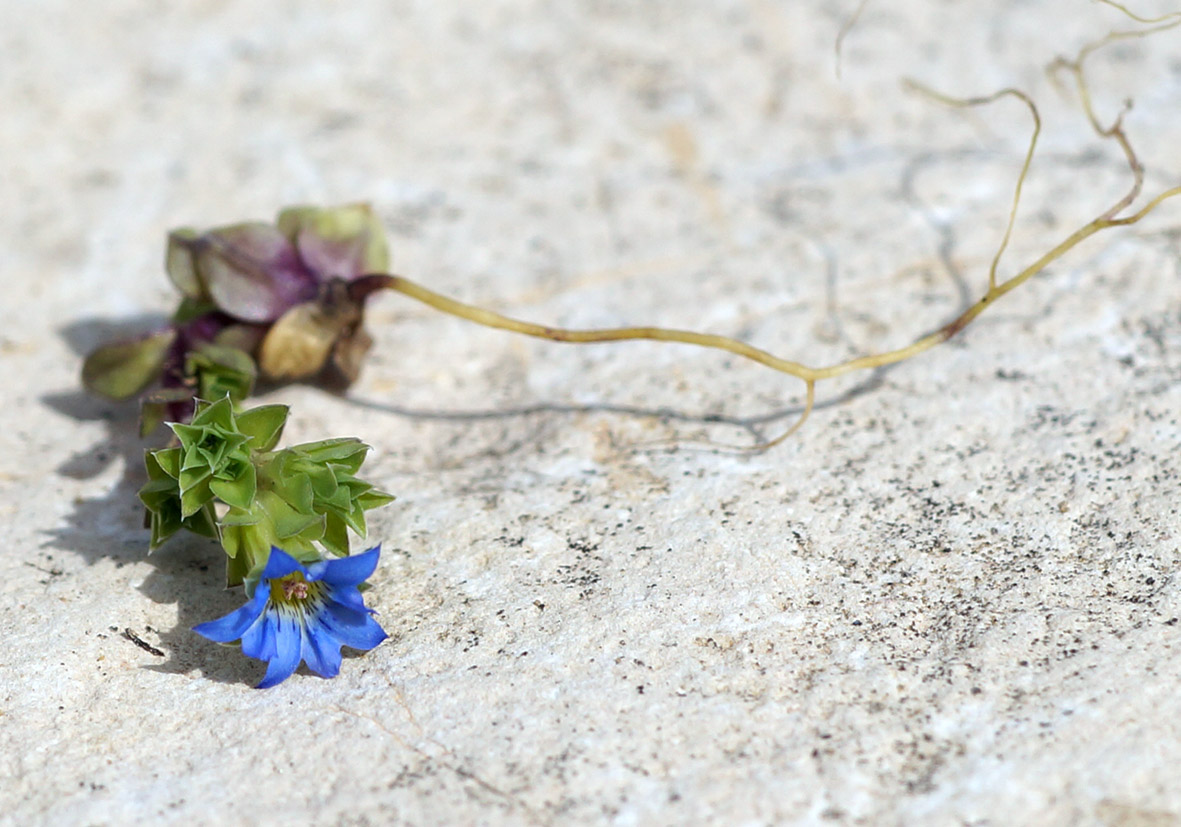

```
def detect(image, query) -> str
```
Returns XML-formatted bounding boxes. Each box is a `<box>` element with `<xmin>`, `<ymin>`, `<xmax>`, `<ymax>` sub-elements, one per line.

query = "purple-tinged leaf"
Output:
<box><xmin>197</xmin><ymin>223</ymin><xmax>318</xmax><ymax>323</ymax></box>
<box><xmin>277</xmin><ymin>204</ymin><xmax>390</xmax><ymax>280</ymax></box>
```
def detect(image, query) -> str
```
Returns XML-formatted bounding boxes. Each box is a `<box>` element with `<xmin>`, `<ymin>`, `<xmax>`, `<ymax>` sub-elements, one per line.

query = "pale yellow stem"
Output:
<box><xmin>368</xmin><ymin>12</ymin><xmax>1180</xmax><ymax>450</ymax></box>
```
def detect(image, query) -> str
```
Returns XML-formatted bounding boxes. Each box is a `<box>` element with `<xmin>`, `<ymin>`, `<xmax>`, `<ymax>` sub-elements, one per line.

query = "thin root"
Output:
<box><xmin>373</xmin><ymin>13</ymin><xmax>1179</xmax><ymax>450</ymax></box>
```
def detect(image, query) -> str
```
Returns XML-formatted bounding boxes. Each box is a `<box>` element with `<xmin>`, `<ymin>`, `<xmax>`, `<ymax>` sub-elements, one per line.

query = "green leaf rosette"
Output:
<box><xmin>138</xmin><ymin>397</ymin><xmax>394</xmax><ymax>587</ymax></box>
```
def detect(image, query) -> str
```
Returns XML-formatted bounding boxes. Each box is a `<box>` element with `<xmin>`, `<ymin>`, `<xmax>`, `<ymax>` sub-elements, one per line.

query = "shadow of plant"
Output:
<box><xmin>42</xmin><ymin>316</ymin><xmax>257</xmax><ymax>684</ymax></box>
<box><xmin>39</xmin><ymin>389</ymin><xmax>253</xmax><ymax>683</ymax></box>
<box><xmin>344</xmin><ymin>370</ymin><xmax>884</xmax><ymax>463</ymax></box>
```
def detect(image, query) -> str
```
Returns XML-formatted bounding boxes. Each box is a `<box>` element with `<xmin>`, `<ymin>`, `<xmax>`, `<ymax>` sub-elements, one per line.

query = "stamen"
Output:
<box><xmin>282</xmin><ymin>579</ymin><xmax>309</xmax><ymax>600</ymax></box>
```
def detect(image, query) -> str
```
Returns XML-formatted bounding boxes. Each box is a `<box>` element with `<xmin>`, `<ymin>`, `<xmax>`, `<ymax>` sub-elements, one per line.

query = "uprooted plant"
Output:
<box><xmin>80</xmin><ymin>6</ymin><xmax>1180</xmax><ymax>685</ymax></box>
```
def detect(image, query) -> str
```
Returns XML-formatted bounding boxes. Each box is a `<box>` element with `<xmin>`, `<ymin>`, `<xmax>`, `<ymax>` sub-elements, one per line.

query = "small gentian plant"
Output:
<box><xmin>139</xmin><ymin>395</ymin><xmax>393</xmax><ymax>686</ymax></box>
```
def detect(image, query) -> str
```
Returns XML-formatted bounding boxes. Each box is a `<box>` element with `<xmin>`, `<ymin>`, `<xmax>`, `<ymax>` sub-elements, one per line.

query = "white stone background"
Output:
<box><xmin>2</xmin><ymin>1</ymin><xmax>1181</xmax><ymax>824</ymax></box>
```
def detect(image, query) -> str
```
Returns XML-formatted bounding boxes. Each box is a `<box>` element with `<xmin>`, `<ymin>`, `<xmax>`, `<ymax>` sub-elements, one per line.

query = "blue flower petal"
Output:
<box><xmin>321</xmin><ymin>600</ymin><xmax>388</xmax><ymax>652</ymax></box>
<box><xmin>325</xmin><ymin>583</ymin><xmax>371</xmax><ymax>615</ymax></box>
<box><xmin>300</xmin><ymin>609</ymin><xmax>343</xmax><ymax>679</ymax></box>
<box><xmin>255</xmin><ymin>611</ymin><xmax>302</xmax><ymax>688</ymax></box>
<box><xmin>241</xmin><ymin>605</ymin><xmax>279</xmax><ymax>661</ymax></box>
<box><xmin>192</xmin><ymin>587</ymin><xmax>268</xmax><ymax>643</ymax></box>
<box><xmin>261</xmin><ymin>546</ymin><xmax>304</xmax><ymax>581</ymax></box>
<box><xmin>308</xmin><ymin>545</ymin><xmax>380</xmax><ymax>587</ymax></box>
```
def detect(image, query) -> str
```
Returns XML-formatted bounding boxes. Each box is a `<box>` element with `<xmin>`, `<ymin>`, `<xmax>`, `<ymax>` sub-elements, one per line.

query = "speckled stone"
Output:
<box><xmin>3</xmin><ymin>1</ymin><xmax>1180</xmax><ymax>824</ymax></box>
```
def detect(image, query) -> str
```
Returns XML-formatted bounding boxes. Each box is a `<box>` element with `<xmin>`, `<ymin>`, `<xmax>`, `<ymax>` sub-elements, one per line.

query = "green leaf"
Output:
<box><xmin>220</xmin><ymin>504</ymin><xmax>263</xmax><ymax>528</ymax></box>
<box><xmin>236</xmin><ymin>404</ymin><xmax>289</xmax><ymax>453</ymax></box>
<box><xmin>145</xmin><ymin>447</ymin><xmax>182</xmax><ymax>481</ymax></box>
<box><xmin>220</xmin><ymin>505</ymin><xmax>276</xmax><ymax>561</ymax></box>
<box><xmin>188</xmin><ymin>344</ymin><xmax>257</xmax><ymax>404</ymax></box>
<box><xmin>357</xmin><ymin>488</ymin><xmax>396</xmax><ymax>511</ymax></box>
<box><xmin>290</xmin><ymin>438</ymin><xmax>369</xmax><ymax>465</ymax></box>
<box><xmin>138</xmin><ymin>477</ymin><xmax>178</xmax><ymax>510</ymax></box>
<box><xmin>148</xmin><ymin>504</ymin><xmax>183</xmax><ymax>551</ymax></box>
<box><xmin>141</xmin><ymin>494</ymin><xmax>183</xmax><ymax>552</ymax></box>
<box><xmin>265</xmin><ymin>462</ymin><xmax>314</xmax><ymax>514</ymax></box>
<box><xmin>214</xmin><ymin>454</ymin><xmax>250</xmax><ymax>482</ymax></box>
<box><xmin>337</xmin><ymin>475</ymin><xmax>372</xmax><ymax>497</ymax></box>
<box><xmin>172</xmin><ymin>424</ymin><xmax>206</xmax><ymax>458</ymax></box>
<box><xmin>165</xmin><ymin>228</ymin><xmax>207</xmax><ymax>299</ymax></box>
<box><xmin>173</xmin><ymin>401</ymin><xmax>250</xmax><ymax>482</ymax></box>
<box><xmin>306</xmin><ymin>466</ymin><xmax>340</xmax><ymax>502</ymax></box>
<box><xmin>178</xmin><ymin>457</ymin><xmax>212</xmax><ymax>491</ymax></box>
<box><xmin>81</xmin><ymin>330</ymin><xmax>175</xmax><ymax>401</ymax></box>
<box><xmin>329</xmin><ymin>449</ymin><xmax>369</xmax><ymax>477</ymax></box>
<box><xmin>191</xmin><ymin>395</ymin><xmax>237</xmax><ymax>432</ymax></box>
<box><xmin>182</xmin><ymin>504</ymin><xmax>218</xmax><ymax>539</ymax></box>
<box><xmin>319</xmin><ymin>483</ymin><xmax>352</xmax><ymax>514</ymax></box>
<box><xmin>179</xmin><ymin>475</ymin><xmax>213</xmax><ymax>519</ymax></box>
<box><xmin>321</xmin><ymin>513</ymin><xmax>350</xmax><ymax>557</ymax></box>
<box><xmin>209</xmin><ymin>461</ymin><xmax>257</xmax><ymax>510</ymax></box>
<box><xmin>139</xmin><ymin>462</ymin><xmax>186</xmax><ymax>552</ymax></box>
<box><xmin>341</xmin><ymin>502</ymin><xmax>367</xmax><ymax>537</ymax></box>
<box><xmin>257</xmin><ymin>490</ymin><xmax>324</xmax><ymax>541</ymax></box>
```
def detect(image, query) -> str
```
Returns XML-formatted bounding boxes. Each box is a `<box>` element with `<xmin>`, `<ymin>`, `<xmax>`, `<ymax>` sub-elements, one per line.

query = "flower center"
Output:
<box><xmin>282</xmin><ymin>578</ymin><xmax>309</xmax><ymax>600</ymax></box>
<box><xmin>268</xmin><ymin>572</ymin><xmax>321</xmax><ymax>608</ymax></box>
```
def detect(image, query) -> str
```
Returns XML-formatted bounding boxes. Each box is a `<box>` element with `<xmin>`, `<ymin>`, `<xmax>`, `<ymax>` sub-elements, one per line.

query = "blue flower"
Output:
<box><xmin>194</xmin><ymin>545</ymin><xmax>387</xmax><ymax>688</ymax></box>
